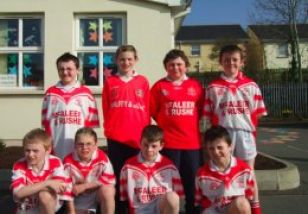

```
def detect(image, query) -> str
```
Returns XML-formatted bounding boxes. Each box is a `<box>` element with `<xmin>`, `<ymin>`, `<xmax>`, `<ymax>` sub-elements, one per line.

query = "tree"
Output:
<box><xmin>250</xmin><ymin>0</ymin><xmax>307</xmax><ymax>82</ymax></box>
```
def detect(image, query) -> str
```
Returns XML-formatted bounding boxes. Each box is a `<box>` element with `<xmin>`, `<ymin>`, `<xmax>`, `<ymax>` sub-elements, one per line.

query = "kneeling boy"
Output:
<box><xmin>120</xmin><ymin>125</ymin><xmax>184</xmax><ymax>214</ymax></box>
<box><xmin>11</xmin><ymin>128</ymin><xmax>73</xmax><ymax>214</ymax></box>
<box><xmin>63</xmin><ymin>127</ymin><xmax>115</xmax><ymax>214</ymax></box>
<box><xmin>195</xmin><ymin>126</ymin><xmax>261</xmax><ymax>214</ymax></box>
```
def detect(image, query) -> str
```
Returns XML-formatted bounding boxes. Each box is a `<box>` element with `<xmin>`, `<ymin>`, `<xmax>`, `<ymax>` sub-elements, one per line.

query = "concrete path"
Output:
<box><xmin>257</xmin><ymin>123</ymin><xmax>308</xmax><ymax>214</ymax></box>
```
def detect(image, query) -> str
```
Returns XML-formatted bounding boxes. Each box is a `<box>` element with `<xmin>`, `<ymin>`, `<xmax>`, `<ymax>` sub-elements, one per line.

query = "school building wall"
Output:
<box><xmin>0</xmin><ymin>0</ymin><xmax>184</xmax><ymax>143</ymax></box>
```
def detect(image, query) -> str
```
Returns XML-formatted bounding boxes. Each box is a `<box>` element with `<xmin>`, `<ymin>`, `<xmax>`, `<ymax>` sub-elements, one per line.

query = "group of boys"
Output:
<box><xmin>11</xmin><ymin>44</ymin><xmax>266</xmax><ymax>214</ymax></box>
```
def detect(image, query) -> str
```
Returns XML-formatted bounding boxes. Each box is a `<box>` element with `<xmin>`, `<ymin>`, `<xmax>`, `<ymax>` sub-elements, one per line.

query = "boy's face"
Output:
<box><xmin>57</xmin><ymin>60</ymin><xmax>79</xmax><ymax>86</ymax></box>
<box><xmin>140</xmin><ymin>138</ymin><xmax>163</xmax><ymax>162</ymax></box>
<box><xmin>165</xmin><ymin>57</ymin><xmax>187</xmax><ymax>81</ymax></box>
<box><xmin>75</xmin><ymin>134</ymin><xmax>97</xmax><ymax>162</ymax></box>
<box><xmin>24</xmin><ymin>142</ymin><xmax>49</xmax><ymax>168</ymax></box>
<box><xmin>206</xmin><ymin>138</ymin><xmax>232</xmax><ymax>166</ymax></box>
<box><xmin>220</xmin><ymin>51</ymin><xmax>243</xmax><ymax>78</ymax></box>
<box><xmin>116</xmin><ymin>51</ymin><xmax>137</xmax><ymax>74</ymax></box>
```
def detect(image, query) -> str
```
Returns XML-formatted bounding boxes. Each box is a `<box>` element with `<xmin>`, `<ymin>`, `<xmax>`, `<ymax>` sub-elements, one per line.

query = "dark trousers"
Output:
<box><xmin>107</xmin><ymin>139</ymin><xmax>139</xmax><ymax>214</ymax></box>
<box><xmin>161</xmin><ymin>148</ymin><xmax>203</xmax><ymax>214</ymax></box>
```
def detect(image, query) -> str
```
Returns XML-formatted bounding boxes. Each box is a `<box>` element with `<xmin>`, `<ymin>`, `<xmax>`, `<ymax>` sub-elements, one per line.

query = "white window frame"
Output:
<box><xmin>74</xmin><ymin>14</ymin><xmax>126</xmax><ymax>89</ymax></box>
<box><xmin>277</xmin><ymin>43</ymin><xmax>289</xmax><ymax>58</ymax></box>
<box><xmin>191</xmin><ymin>44</ymin><xmax>200</xmax><ymax>56</ymax></box>
<box><xmin>0</xmin><ymin>15</ymin><xmax>44</xmax><ymax>90</ymax></box>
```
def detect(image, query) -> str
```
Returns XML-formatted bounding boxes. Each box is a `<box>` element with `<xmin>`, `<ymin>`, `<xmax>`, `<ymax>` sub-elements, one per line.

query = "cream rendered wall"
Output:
<box><xmin>264</xmin><ymin>43</ymin><xmax>308</xmax><ymax>69</ymax></box>
<box><xmin>0</xmin><ymin>0</ymin><xmax>176</xmax><ymax>142</ymax></box>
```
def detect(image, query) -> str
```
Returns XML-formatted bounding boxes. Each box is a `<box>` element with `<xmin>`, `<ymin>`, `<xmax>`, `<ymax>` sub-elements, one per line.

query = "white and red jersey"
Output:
<box><xmin>42</xmin><ymin>82</ymin><xmax>99</xmax><ymax>159</ymax></box>
<box><xmin>150</xmin><ymin>76</ymin><xmax>204</xmax><ymax>149</ymax></box>
<box><xmin>195</xmin><ymin>157</ymin><xmax>255</xmax><ymax>213</ymax></box>
<box><xmin>11</xmin><ymin>155</ymin><xmax>73</xmax><ymax>212</ymax></box>
<box><xmin>119</xmin><ymin>153</ymin><xmax>184</xmax><ymax>214</ymax></box>
<box><xmin>102</xmin><ymin>73</ymin><xmax>150</xmax><ymax>148</ymax></box>
<box><xmin>63</xmin><ymin>149</ymin><xmax>115</xmax><ymax>210</ymax></box>
<box><xmin>204</xmin><ymin>72</ymin><xmax>267</xmax><ymax>132</ymax></box>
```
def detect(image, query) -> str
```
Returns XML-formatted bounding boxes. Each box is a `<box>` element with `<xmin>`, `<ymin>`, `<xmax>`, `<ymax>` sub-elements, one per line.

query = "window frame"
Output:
<box><xmin>276</xmin><ymin>43</ymin><xmax>289</xmax><ymax>58</ymax></box>
<box><xmin>0</xmin><ymin>15</ymin><xmax>44</xmax><ymax>90</ymax></box>
<box><xmin>74</xmin><ymin>14</ymin><xmax>126</xmax><ymax>89</ymax></box>
<box><xmin>191</xmin><ymin>44</ymin><xmax>200</xmax><ymax>56</ymax></box>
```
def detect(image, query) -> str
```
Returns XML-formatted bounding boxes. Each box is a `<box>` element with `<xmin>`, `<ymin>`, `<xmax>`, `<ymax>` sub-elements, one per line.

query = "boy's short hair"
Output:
<box><xmin>22</xmin><ymin>128</ymin><xmax>52</xmax><ymax>150</ymax></box>
<box><xmin>74</xmin><ymin>127</ymin><xmax>98</xmax><ymax>143</ymax></box>
<box><xmin>163</xmin><ymin>49</ymin><xmax>190</xmax><ymax>69</ymax></box>
<box><xmin>219</xmin><ymin>44</ymin><xmax>244</xmax><ymax>63</ymax></box>
<box><xmin>56</xmin><ymin>52</ymin><xmax>80</xmax><ymax>69</ymax></box>
<box><xmin>141</xmin><ymin>125</ymin><xmax>164</xmax><ymax>144</ymax></box>
<box><xmin>204</xmin><ymin>125</ymin><xmax>232</xmax><ymax>146</ymax></box>
<box><xmin>115</xmin><ymin>44</ymin><xmax>138</xmax><ymax>60</ymax></box>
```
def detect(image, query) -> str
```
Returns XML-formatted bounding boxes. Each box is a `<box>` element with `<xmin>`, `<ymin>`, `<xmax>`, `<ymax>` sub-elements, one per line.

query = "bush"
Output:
<box><xmin>0</xmin><ymin>139</ymin><xmax>6</xmax><ymax>152</ymax></box>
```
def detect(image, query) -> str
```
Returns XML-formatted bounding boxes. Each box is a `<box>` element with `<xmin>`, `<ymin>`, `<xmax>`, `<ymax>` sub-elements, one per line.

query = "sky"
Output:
<box><xmin>183</xmin><ymin>0</ymin><xmax>255</xmax><ymax>28</ymax></box>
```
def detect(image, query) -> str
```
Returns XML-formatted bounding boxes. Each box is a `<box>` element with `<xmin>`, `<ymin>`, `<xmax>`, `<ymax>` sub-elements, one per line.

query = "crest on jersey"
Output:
<box><xmin>132</xmin><ymin>171</ymin><xmax>142</xmax><ymax>181</ymax></box>
<box><xmin>161</xmin><ymin>89</ymin><xmax>169</xmax><ymax>96</ymax></box>
<box><xmin>216</xmin><ymin>88</ymin><xmax>225</xmax><ymax>96</ymax></box>
<box><xmin>209</xmin><ymin>181</ymin><xmax>220</xmax><ymax>190</ymax></box>
<box><xmin>110</xmin><ymin>87</ymin><xmax>118</xmax><ymax>99</ymax></box>
<box><xmin>135</xmin><ymin>89</ymin><xmax>144</xmax><ymax>98</ymax></box>
<box><xmin>51</xmin><ymin>98</ymin><xmax>58</xmax><ymax>105</ymax></box>
<box><xmin>74</xmin><ymin>98</ymin><xmax>82</xmax><ymax>107</ymax></box>
<box><xmin>187</xmin><ymin>87</ymin><xmax>196</xmax><ymax>96</ymax></box>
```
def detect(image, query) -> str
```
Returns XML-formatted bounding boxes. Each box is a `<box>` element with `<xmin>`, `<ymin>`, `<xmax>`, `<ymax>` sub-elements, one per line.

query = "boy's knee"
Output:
<box><xmin>162</xmin><ymin>191</ymin><xmax>180</xmax><ymax>210</ymax></box>
<box><xmin>229</xmin><ymin>196</ymin><xmax>251</xmax><ymax>214</ymax></box>
<box><xmin>38</xmin><ymin>190</ymin><xmax>56</xmax><ymax>205</ymax></box>
<box><xmin>98</xmin><ymin>185</ymin><xmax>115</xmax><ymax>201</ymax></box>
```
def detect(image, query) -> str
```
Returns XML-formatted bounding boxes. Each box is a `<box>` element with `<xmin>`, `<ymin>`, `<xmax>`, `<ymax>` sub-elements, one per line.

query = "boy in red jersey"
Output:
<box><xmin>64</xmin><ymin>127</ymin><xmax>115</xmax><ymax>214</ymax></box>
<box><xmin>42</xmin><ymin>52</ymin><xmax>99</xmax><ymax>160</ymax></box>
<box><xmin>102</xmin><ymin>45</ymin><xmax>150</xmax><ymax>212</ymax></box>
<box><xmin>195</xmin><ymin>125</ymin><xmax>261</xmax><ymax>214</ymax></box>
<box><xmin>120</xmin><ymin>125</ymin><xmax>184</xmax><ymax>214</ymax></box>
<box><xmin>150</xmin><ymin>49</ymin><xmax>204</xmax><ymax>213</ymax></box>
<box><xmin>11</xmin><ymin>128</ymin><xmax>73</xmax><ymax>214</ymax></box>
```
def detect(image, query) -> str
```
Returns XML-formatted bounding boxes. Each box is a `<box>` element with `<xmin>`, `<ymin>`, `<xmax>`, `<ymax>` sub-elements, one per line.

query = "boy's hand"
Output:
<box><xmin>47</xmin><ymin>180</ymin><xmax>67</xmax><ymax>194</ymax></box>
<box><xmin>72</xmin><ymin>184</ymin><xmax>87</xmax><ymax>196</ymax></box>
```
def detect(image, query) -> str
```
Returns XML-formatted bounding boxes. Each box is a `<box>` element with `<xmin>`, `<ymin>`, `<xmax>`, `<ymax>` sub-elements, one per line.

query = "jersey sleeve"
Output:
<box><xmin>194</xmin><ymin>169</ymin><xmax>212</xmax><ymax>209</ymax></box>
<box><xmin>150</xmin><ymin>82</ymin><xmax>161</xmax><ymax>122</ymax></box>
<box><xmin>245</xmin><ymin>169</ymin><xmax>256</xmax><ymax>201</ymax></box>
<box><xmin>11</xmin><ymin>163</ymin><xmax>26</xmax><ymax>195</ymax></box>
<box><xmin>171</xmin><ymin>166</ymin><xmax>184</xmax><ymax>199</ymax></box>
<box><xmin>85</xmin><ymin>90</ymin><xmax>99</xmax><ymax>128</ymax></box>
<box><xmin>119</xmin><ymin>165</ymin><xmax>128</xmax><ymax>201</ymax></box>
<box><xmin>102</xmin><ymin>80</ymin><xmax>110</xmax><ymax>123</ymax></box>
<box><xmin>99</xmin><ymin>157</ymin><xmax>116</xmax><ymax>186</ymax></box>
<box><xmin>41</xmin><ymin>93</ymin><xmax>52</xmax><ymax>135</ymax></box>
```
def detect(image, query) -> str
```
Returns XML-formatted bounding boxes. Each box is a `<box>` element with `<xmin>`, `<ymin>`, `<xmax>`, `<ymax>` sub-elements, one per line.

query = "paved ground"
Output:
<box><xmin>257</xmin><ymin>122</ymin><xmax>308</xmax><ymax>214</ymax></box>
<box><xmin>1</xmin><ymin>122</ymin><xmax>308</xmax><ymax>213</ymax></box>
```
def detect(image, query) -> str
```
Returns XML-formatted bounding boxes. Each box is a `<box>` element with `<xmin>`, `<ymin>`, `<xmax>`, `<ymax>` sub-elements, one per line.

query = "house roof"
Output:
<box><xmin>175</xmin><ymin>25</ymin><xmax>249</xmax><ymax>42</ymax></box>
<box><xmin>144</xmin><ymin>0</ymin><xmax>189</xmax><ymax>7</ymax></box>
<box><xmin>248</xmin><ymin>24</ymin><xmax>308</xmax><ymax>41</ymax></box>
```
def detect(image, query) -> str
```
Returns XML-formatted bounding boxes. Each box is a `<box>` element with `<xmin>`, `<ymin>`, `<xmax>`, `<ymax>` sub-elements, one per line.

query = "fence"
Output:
<box><xmin>260</xmin><ymin>83</ymin><xmax>308</xmax><ymax>118</ymax></box>
<box><xmin>188</xmin><ymin>72</ymin><xmax>308</xmax><ymax>119</ymax></box>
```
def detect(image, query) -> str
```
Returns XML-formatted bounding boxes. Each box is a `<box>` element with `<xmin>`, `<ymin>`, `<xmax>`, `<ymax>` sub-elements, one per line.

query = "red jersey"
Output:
<box><xmin>195</xmin><ymin>157</ymin><xmax>256</xmax><ymax>213</ymax></box>
<box><xmin>42</xmin><ymin>82</ymin><xmax>99</xmax><ymax>159</ymax></box>
<box><xmin>11</xmin><ymin>155</ymin><xmax>73</xmax><ymax>212</ymax></box>
<box><xmin>204</xmin><ymin>72</ymin><xmax>267</xmax><ymax>132</ymax></box>
<box><xmin>63</xmin><ymin>149</ymin><xmax>115</xmax><ymax>210</ymax></box>
<box><xmin>119</xmin><ymin>153</ymin><xmax>184</xmax><ymax>214</ymax></box>
<box><xmin>150</xmin><ymin>77</ymin><xmax>204</xmax><ymax>149</ymax></box>
<box><xmin>102</xmin><ymin>74</ymin><xmax>150</xmax><ymax>148</ymax></box>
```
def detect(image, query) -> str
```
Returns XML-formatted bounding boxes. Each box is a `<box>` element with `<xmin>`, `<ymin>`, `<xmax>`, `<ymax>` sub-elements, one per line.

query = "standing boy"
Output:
<box><xmin>120</xmin><ymin>125</ymin><xmax>184</xmax><ymax>214</ymax></box>
<box><xmin>63</xmin><ymin>127</ymin><xmax>115</xmax><ymax>214</ymax></box>
<box><xmin>11</xmin><ymin>128</ymin><xmax>73</xmax><ymax>214</ymax></box>
<box><xmin>195</xmin><ymin>125</ymin><xmax>261</xmax><ymax>214</ymax></box>
<box><xmin>204</xmin><ymin>44</ymin><xmax>267</xmax><ymax>169</ymax></box>
<box><xmin>42</xmin><ymin>52</ymin><xmax>99</xmax><ymax>159</ymax></box>
<box><xmin>150</xmin><ymin>49</ymin><xmax>204</xmax><ymax>213</ymax></box>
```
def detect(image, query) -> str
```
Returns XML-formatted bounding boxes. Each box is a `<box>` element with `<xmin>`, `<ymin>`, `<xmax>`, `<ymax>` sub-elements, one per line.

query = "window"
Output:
<box><xmin>277</xmin><ymin>43</ymin><xmax>289</xmax><ymax>58</ymax></box>
<box><xmin>0</xmin><ymin>17</ymin><xmax>43</xmax><ymax>88</ymax></box>
<box><xmin>191</xmin><ymin>44</ymin><xmax>200</xmax><ymax>56</ymax></box>
<box><xmin>75</xmin><ymin>15</ymin><xmax>125</xmax><ymax>87</ymax></box>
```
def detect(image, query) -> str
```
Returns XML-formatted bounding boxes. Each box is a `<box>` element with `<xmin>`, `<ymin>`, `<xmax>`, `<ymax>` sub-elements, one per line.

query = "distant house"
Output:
<box><xmin>175</xmin><ymin>25</ymin><xmax>249</xmax><ymax>72</ymax></box>
<box><xmin>247</xmin><ymin>24</ymin><xmax>308</xmax><ymax>69</ymax></box>
<box><xmin>0</xmin><ymin>0</ymin><xmax>190</xmax><ymax>143</ymax></box>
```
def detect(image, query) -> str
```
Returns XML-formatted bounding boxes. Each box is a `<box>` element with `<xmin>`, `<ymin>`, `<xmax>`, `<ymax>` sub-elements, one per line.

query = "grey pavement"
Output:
<box><xmin>1</xmin><ymin>122</ymin><xmax>308</xmax><ymax>213</ymax></box>
<box><xmin>257</xmin><ymin>122</ymin><xmax>308</xmax><ymax>214</ymax></box>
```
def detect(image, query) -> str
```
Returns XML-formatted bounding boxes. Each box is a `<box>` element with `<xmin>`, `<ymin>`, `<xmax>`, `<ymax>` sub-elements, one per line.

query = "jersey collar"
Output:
<box><xmin>209</xmin><ymin>156</ymin><xmax>236</xmax><ymax>174</ymax></box>
<box><xmin>73</xmin><ymin>149</ymin><xmax>98</xmax><ymax>166</ymax></box>
<box><xmin>55</xmin><ymin>81</ymin><xmax>80</xmax><ymax>91</ymax></box>
<box><xmin>165</xmin><ymin>74</ymin><xmax>188</xmax><ymax>86</ymax></box>
<box><xmin>137</xmin><ymin>152</ymin><xmax>162</xmax><ymax>164</ymax></box>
